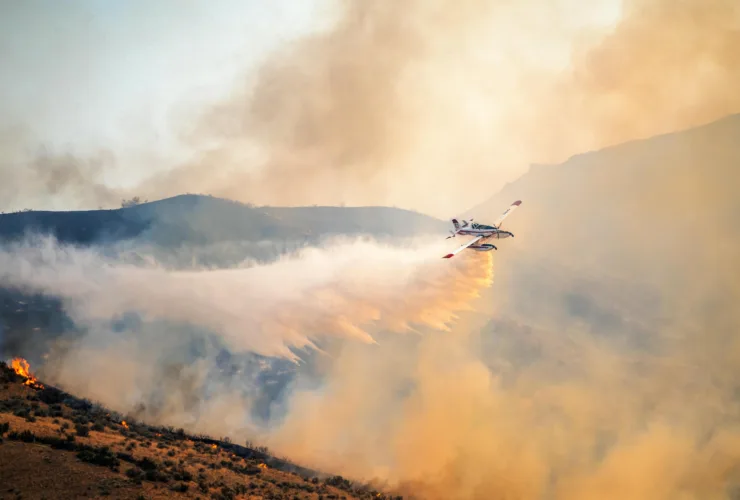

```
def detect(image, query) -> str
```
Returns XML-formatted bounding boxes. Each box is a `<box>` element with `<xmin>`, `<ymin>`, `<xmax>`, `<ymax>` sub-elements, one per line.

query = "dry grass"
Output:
<box><xmin>0</xmin><ymin>361</ymin><xmax>402</xmax><ymax>500</ymax></box>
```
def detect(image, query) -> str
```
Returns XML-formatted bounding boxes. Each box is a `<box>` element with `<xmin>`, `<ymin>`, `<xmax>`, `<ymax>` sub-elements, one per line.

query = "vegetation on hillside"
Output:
<box><xmin>0</xmin><ymin>360</ymin><xmax>403</xmax><ymax>500</ymax></box>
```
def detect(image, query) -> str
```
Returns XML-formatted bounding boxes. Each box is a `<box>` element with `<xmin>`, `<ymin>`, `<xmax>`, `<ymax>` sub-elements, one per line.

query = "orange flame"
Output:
<box><xmin>10</xmin><ymin>357</ymin><xmax>44</xmax><ymax>389</ymax></box>
<box><xmin>121</xmin><ymin>421</ymin><xmax>129</xmax><ymax>429</ymax></box>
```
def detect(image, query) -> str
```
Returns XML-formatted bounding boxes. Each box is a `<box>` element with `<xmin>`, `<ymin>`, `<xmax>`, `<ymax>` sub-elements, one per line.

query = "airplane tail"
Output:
<box><xmin>452</xmin><ymin>219</ymin><xmax>460</xmax><ymax>230</ymax></box>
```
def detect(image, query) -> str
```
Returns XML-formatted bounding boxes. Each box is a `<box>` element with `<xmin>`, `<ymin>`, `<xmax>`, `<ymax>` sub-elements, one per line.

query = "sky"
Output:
<box><xmin>7</xmin><ymin>0</ymin><xmax>736</xmax><ymax>218</ymax></box>
<box><xmin>0</xmin><ymin>0</ymin><xmax>333</xmax><ymax>187</ymax></box>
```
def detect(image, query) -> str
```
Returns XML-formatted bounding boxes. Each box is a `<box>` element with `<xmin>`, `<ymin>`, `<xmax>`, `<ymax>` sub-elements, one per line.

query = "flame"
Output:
<box><xmin>211</xmin><ymin>444</ymin><xmax>218</xmax><ymax>449</ymax></box>
<box><xmin>121</xmin><ymin>421</ymin><xmax>129</xmax><ymax>429</ymax></box>
<box><xmin>10</xmin><ymin>357</ymin><xmax>44</xmax><ymax>389</ymax></box>
<box><xmin>258</xmin><ymin>463</ymin><xmax>268</xmax><ymax>470</ymax></box>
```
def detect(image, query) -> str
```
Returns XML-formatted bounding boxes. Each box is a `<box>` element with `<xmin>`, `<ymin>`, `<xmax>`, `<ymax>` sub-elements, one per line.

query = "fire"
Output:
<box><xmin>10</xmin><ymin>357</ymin><xmax>44</xmax><ymax>389</ymax></box>
<box><xmin>121</xmin><ymin>421</ymin><xmax>129</xmax><ymax>429</ymax></box>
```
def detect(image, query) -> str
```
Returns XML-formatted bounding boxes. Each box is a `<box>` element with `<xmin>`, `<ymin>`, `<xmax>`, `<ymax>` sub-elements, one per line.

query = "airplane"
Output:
<box><xmin>442</xmin><ymin>200</ymin><xmax>522</xmax><ymax>259</ymax></box>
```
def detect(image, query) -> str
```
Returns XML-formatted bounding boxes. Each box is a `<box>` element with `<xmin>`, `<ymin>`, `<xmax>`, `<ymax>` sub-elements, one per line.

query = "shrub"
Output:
<box><xmin>170</xmin><ymin>482</ymin><xmax>189</xmax><ymax>493</ymax></box>
<box><xmin>33</xmin><ymin>408</ymin><xmax>49</xmax><ymax>418</ymax></box>
<box><xmin>8</xmin><ymin>430</ymin><xmax>35</xmax><ymax>442</ymax></box>
<box><xmin>137</xmin><ymin>456</ymin><xmax>158</xmax><ymax>471</ymax></box>
<box><xmin>116</xmin><ymin>451</ymin><xmax>135</xmax><ymax>463</ymax></box>
<box><xmin>76</xmin><ymin>446</ymin><xmax>120</xmax><ymax>469</ymax></box>
<box><xmin>217</xmin><ymin>486</ymin><xmax>236</xmax><ymax>500</ymax></box>
<box><xmin>37</xmin><ymin>434</ymin><xmax>76</xmax><ymax>451</ymax></box>
<box><xmin>171</xmin><ymin>468</ymin><xmax>193</xmax><ymax>482</ymax></box>
<box><xmin>0</xmin><ymin>422</ymin><xmax>9</xmax><ymax>435</ymax></box>
<box><xmin>38</xmin><ymin>387</ymin><xmax>66</xmax><ymax>405</ymax></box>
<box><xmin>13</xmin><ymin>408</ymin><xmax>30</xmax><ymax>419</ymax></box>
<box><xmin>126</xmin><ymin>467</ymin><xmax>145</xmax><ymax>484</ymax></box>
<box><xmin>144</xmin><ymin>469</ymin><xmax>170</xmax><ymax>483</ymax></box>
<box><xmin>75</xmin><ymin>423</ymin><xmax>90</xmax><ymax>437</ymax></box>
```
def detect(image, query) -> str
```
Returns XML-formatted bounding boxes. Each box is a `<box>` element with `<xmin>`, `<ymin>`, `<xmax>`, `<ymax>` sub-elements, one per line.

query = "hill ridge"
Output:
<box><xmin>0</xmin><ymin>359</ymin><xmax>403</xmax><ymax>499</ymax></box>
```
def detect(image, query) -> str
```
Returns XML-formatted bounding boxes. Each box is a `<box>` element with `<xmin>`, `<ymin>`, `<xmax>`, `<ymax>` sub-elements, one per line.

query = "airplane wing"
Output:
<box><xmin>492</xmin><ymin>200</ymin><xmax>522</xmax><ymax>228</ymax></box>
<box><xmin>442</xmin><ymin>235</ymin><xmax>483</xmax><ymax>259</ymax></box>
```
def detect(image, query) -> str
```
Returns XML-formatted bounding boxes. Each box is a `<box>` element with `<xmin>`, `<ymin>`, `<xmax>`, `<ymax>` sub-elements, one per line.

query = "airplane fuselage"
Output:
<box><xmin>443</xmin><ymin>201</ymin><xmax>521</xmax><ymax>258</ymax></box>
<box><xmin>455</xmin><ymin>228</ymin><xmax>514</xmax><ymax>239</ymax></box>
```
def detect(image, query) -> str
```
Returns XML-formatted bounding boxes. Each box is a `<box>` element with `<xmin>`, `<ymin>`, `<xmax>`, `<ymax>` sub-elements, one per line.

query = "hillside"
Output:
<box><xmin>475</xmin><ymin>112</ymin><xmax>740</xmax><ymax>289</ymax></box>
<box><xmin>471</xmin><ymin>113</ymin><xmax>740</xmax><ymax>429</ymax></box>
<box><xmin>0</xmin><ymin>195</ymin><xmax>447</xmax><ymax>248</ymax></box>
<box><xmin>0</xmin><ymin>359</ymin><xmax>402</xmax><ymax>500</ymax></box>
<box><xmin>2</xmin><ymin>113</ymin><xmax>739</xmax><ymax>499</ymax></box>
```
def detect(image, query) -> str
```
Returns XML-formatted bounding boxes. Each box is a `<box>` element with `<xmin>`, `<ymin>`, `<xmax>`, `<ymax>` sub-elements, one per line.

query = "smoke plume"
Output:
<box><xmin>0</xmin><ymin>235</ymin><xmax>492</xmax><ymax>361</ymax></box>
<box><xmin>3</xmin><ymin>0</ymin><xmax>738</xmax><ymax>216</ymax></box>
<box><xmin>0</xmin><ymin>126</ymin><xmax>122</xmax><ymax>212</ymax></box>
<box><xmin>141</xmin><ymin>0</ymin><xmax>740</xmax><ymax>217</ymax></box>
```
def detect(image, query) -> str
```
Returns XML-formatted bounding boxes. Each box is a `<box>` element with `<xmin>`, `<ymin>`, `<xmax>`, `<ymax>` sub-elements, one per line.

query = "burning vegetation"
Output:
<box><xmin>10</xmin><ymin>357</ymin><xmax>44</xmax><ymax>389</ymax></box>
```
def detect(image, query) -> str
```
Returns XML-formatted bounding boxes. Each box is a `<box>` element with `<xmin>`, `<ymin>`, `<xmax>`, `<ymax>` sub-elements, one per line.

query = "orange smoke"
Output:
<box><xmin>11</xmin><ymin>357</ymin><xmax>44</xmax><ymax>389</ymax></box>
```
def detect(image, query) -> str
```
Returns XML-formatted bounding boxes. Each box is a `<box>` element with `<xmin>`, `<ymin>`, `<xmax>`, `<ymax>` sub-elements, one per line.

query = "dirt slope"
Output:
<box><xmin>0</xmin><ymin>361</ymin><xmax>402</xmax><ymax>500</ymax></box>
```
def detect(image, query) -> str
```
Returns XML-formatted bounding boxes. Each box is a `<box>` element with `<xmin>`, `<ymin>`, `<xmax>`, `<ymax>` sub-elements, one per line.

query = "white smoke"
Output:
<box><xmin>0</xmin><ymin>235</ymin><xmax>493</xmax><ymax>361</ymax></box>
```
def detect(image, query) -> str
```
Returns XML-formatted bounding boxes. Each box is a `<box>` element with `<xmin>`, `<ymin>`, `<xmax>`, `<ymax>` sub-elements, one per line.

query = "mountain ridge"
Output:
<box><xmin>0</xmin><ymin>193</ymin><xmax>447</xmax><ymax>248</ymax></box>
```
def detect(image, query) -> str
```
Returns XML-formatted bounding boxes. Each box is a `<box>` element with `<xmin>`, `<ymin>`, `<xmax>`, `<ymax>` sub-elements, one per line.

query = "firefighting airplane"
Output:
<box><xmin>442</xmin><ymin>200</ymin><xmax>522</xmax><ymax>259</ymax></box>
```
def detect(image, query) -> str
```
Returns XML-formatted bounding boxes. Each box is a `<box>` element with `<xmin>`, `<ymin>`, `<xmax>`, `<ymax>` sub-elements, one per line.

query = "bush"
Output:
<box><xmin>38</xmin><ymin>387</ymin><xmax>66</xmax><ymax>405</ymax></box>
<box><xmin>116</xmin><ymin>451</ymin><xmax>135</xmax><ymax>463</ymax></box>
<box><xmin>171</xmin><ymin>468</ymin><xmax>193</xmax><ymax>482</ymax></box>
<box><xmin>75</xmin><ymin>423</ymin><xmax>90</xmax><ymax>437</ymax></box>
<box><xmin>13</xmin><ymin>408</ymin><xmax>30</xmax><ymax>419</ymax></box>
<box><xmin>8</xmin><ymin>430</ymin><xmax>36</xmax><ymax>443</ymax></box>
<box><xmin>34</xmin><ymin>407</ymin><xmax>49</xmax><ymax>417</ymax></box>
<box><xmin>0</xmin><ymin>422</ymin><xmax>9</xmax><ymax>435</ymax></box>
<box><xmin>37</xmin><ymin>435</ymin><xmax>76</xmax><ymax>451</ymax></box>
<box><xmin>126</xmin><ymin>467</ymin><xmax>145</xmax><ymax>484</ymax></box>
<box><xmin>234</xmin><ymin>465</ymin><xmax>262</xmax><ymax>476</ymax></box>
<box><xmin>76</xmin><ymin>446</ymin><xmax>120</xmax><ymax>469</ymax></box>
<box><xmin>144</xmin><ymin>469</ymin><xmax>170</xmax><ymax>483</ymax></box>
<box><xmin>0</xmin><ymin>362</ymin><xmax>21</xmax><ymax>383</ymax></box>
<box><xmin>137</xmin><ymin>456</ymin><xmax>159</xmax><ymax>471</ymax></box>
<box><xmin>170</xmin><ymin>482</ymin><xmax>189</xmax><ymax>493</ymax></box>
